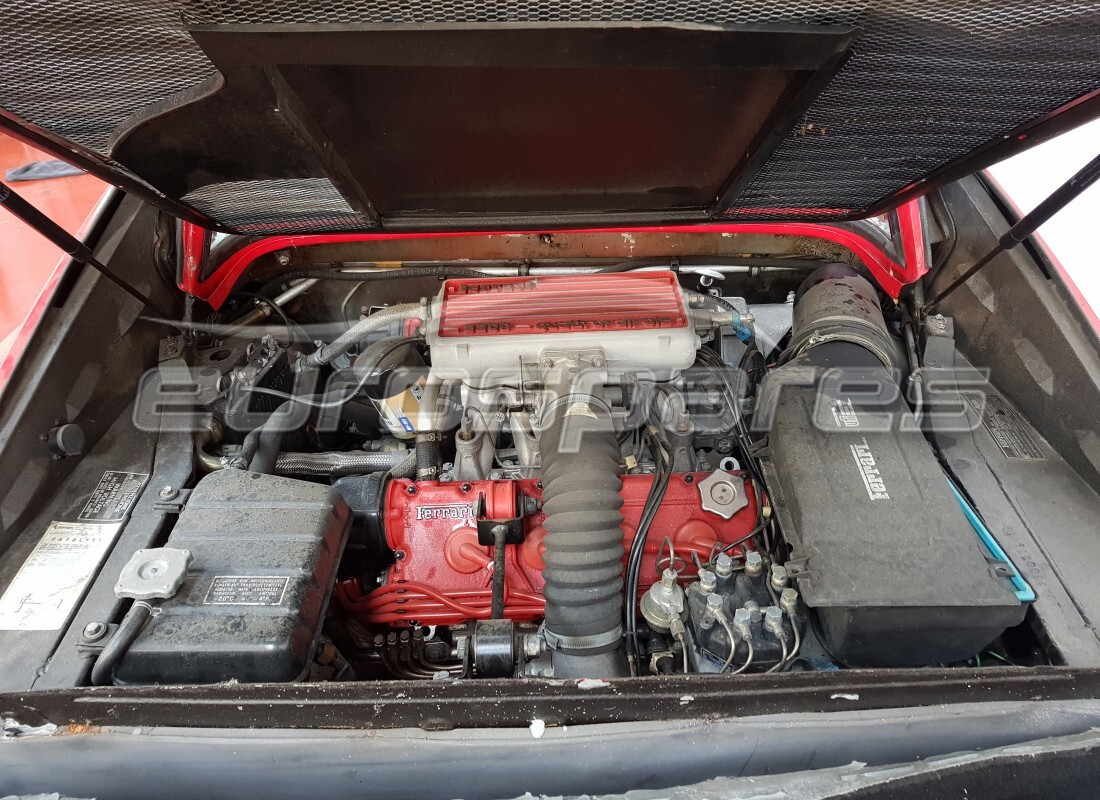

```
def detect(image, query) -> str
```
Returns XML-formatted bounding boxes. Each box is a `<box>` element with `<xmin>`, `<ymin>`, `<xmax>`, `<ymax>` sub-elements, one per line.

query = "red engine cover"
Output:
<box><xmin>339</xmin><ymin>473</ymin><xmax>759</xmax><ymax>627</ymax></box>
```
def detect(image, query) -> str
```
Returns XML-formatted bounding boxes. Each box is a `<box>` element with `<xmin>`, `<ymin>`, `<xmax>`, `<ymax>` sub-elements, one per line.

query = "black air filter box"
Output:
<box><xmin>755</xmin><ymin>266</ymin><xmax>1026</xmax><ymax>666</ymax></box>
<box><xmin>756</xmin><ymin>343</ymin><xmax>1027</xmax><ymax>666</ymax></box>
<box><xmin>116</xmin><ymin>470</ymin><xmax>350</xmax><ymax>684</ymax></box>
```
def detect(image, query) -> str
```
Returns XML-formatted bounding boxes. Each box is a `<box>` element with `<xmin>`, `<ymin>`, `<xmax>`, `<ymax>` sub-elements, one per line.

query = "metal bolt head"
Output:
<box><xmin>764</xmin><ymin>605</ymin><xmax>785</xmax><ymax>635</ymax></box>
<box><xmin>522</xmin><ymin>635</ymin><xmax>545</xmax><ymax>660</ymax></box>
<box><xmin>745</xmin><ymin>551</ymin><xmax>764</xmax><ymax>577</ymax></box>
<box><xmin>715</xmin><ymin>552</ymin><xmax>734</xmax><ymax>578</ymax></box>
<box><xmin>158</xmin><ymin>485</ymin><xmax>178</xmax><ymax>500</ymax></box>
<box><xmin>697</xmin><ymin>568</ymin><xmax>717</xmax><ymax>594</ymax></box>
<box><xmin>705</xmin><ymin>593</ymin><xmax>723</xmax><ymax>614</ymax></box>
<box><xmin>780</xmin><ymin>588</ymin><xmax>799</xmax><ymax>615</ymax></box>
<box><xmin>732</xmin><ymin>607</ymin><xmax>752</xmax><ymax>636</ymax></box>
<box><xmin>82</xmin><ymin>621</ymin><xmax>108</xmax><ymax>642</ymax></box>
<box><xmin>744</xmin><ymin>601</ymin><xmax>762</xmax><ymax>621</ymax></box>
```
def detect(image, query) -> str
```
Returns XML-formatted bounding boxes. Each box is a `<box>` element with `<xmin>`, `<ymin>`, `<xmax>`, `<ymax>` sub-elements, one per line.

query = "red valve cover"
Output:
<box><xmin>341</xmin><ymin>473</ymin><xmax>758</xmax><ymax>627</ymax></box>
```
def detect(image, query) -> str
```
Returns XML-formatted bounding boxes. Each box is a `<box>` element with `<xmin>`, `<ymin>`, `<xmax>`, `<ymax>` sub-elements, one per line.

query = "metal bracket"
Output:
<box><xmin>153</xmin><ymin>487</ymin><xmax>191</xmax><ymax>514</ymax></box>
<box><xmin>476</xmin><ymin>517</ymin><xmax>525</xmax><ymax>546</ymax></box>
<box><xmin>75</xmin><ymin>622</ymin><xmax>120</xmax><ymax>656</ymax></box>
<box><xmin>474</xmin><ymin>490</ymin><xmax>529</xmax><ymax>546</ymax></box>
<box><xmin>158</xmin><ymin>335</ymin><xmax>185</xmax><ymax>362</ymax></box>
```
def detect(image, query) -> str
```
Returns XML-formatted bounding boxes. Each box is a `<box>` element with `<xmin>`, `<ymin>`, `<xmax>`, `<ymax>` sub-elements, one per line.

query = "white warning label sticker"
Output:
<box><xmin>0</xmin><ymin>520</ymin><xmax>122</xmax><ymax>631</ymax></box>
<box><xmin>77</xmin><ymin>470</ymin><xmax>148</xmax><ymax>522</ymax></box>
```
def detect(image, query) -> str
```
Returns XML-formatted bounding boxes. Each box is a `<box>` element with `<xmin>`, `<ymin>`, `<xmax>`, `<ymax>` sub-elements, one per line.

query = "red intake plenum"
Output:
<box><xmin>338</xmin><ymin>473</ymin><xmax>759</xmax><ymax>627</ymax></box>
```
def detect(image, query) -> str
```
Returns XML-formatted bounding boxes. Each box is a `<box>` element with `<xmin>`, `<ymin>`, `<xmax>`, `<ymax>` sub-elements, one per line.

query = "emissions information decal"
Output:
<box><xmin>78</xmin><ymin>470</ymin><xmax>149</xmax><ymax>521</ymax></box>
<box><xmin>0</xmin><ymin>521</ymin><xmax>122</xmax><ymax>630</ymax></box>
<box><xmin>850</xmin><ymin>438</ymin><xmax>890</xmax><ymax>500</ymax></box>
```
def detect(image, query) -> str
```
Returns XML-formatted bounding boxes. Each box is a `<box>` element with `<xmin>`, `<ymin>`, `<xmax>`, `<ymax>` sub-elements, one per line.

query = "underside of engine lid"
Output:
<box><xmin>1</xmin><ymin>4</ymin><xmax>1098</xmax><ymax>232</ymax></box>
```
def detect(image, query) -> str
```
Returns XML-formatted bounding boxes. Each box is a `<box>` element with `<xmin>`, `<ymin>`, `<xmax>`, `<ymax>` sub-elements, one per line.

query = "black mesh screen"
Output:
<box><xmin>2</xmin><ymin>1</ymin><xmax>1098</xmax><ymax>229</ymax></box>
<box><xmin>182</xmin><ymin>178</ymin><xmax>369</xmax><ymax>233</ymax></box>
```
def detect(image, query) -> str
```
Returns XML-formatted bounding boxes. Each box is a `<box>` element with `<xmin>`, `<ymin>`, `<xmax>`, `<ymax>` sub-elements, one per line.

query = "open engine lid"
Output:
<box><xmin>1</xmin><ymin>4</ymin><xmax>1098</xmax><ymax>234</ymax></box>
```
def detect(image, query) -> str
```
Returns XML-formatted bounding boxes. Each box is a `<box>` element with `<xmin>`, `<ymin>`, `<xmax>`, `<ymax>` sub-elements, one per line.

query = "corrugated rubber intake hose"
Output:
<box><xmin>539</xmin><ymin>396</ymin><xmax>627</xmax><ymax>677</ymax></box>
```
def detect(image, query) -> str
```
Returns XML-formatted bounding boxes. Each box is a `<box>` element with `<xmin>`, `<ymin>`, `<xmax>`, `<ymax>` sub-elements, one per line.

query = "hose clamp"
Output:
<box><xmin>542</xmin><ymin>625</ymin><xmax>623</xmax><ymax>654</ymax></box>
<box><xmin>537</xmin><ymin>393</ymin><xmax>611</xmax><ymax>429</ymax></box>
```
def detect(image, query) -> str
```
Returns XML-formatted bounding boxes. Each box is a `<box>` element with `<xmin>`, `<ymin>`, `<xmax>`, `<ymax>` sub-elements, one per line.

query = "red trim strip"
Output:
<box><xmin>894</xmin><ymin>199</ymin><xmax>929</xmax><ymax>289</ymax></box>
<box><xmin>180</xmin><ymin>217</ymin><xmax>923</xmax><ymax>309</ymax></box>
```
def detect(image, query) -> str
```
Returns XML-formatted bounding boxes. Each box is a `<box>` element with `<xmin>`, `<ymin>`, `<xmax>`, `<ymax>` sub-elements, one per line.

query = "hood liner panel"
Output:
<box><xmin>106</xmin><ymin>22</ymin><xmax>854</xmax><ymax>233</ymax></box>
<box><xmin>1</xmin><ymin>3</ymin><xmax>1098</xmax><ymax>233</ymax></box>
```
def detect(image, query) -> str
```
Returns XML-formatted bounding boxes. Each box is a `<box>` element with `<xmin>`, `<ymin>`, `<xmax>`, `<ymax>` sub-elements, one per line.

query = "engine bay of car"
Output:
<box><xmin>7</xmin><ymin>201</ymin><xmax>1099</xmax><ymax>704</ymax></box>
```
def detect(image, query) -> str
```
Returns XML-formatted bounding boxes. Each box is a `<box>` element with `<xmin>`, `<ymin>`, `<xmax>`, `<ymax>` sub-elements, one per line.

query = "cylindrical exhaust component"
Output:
<box><xmin>539</xmin><ymin>394</ymin><xmax>627</xmax><ymax>677</ymax></box>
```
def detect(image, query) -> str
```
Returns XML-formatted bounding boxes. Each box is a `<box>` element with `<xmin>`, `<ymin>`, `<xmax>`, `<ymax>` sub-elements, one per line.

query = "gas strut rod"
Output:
<box><xmin>0</xmin><ymin>180</ymin><xmax>166</xmax><ymax>315</ymax></box>
<box><xmin>928</xmin><ymin>150</ymin><xmax>1100</xmax><ymax>309</ymax></box>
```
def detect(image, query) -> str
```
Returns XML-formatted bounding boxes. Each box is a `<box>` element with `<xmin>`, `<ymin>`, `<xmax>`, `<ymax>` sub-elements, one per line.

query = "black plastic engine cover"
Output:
<box><xmin>756</xmin><ymin>343</ymin><xmax>1026</xmax><ymax>667</ymax></box>
<box><xmin>116</xmin><ymin>470</ymin><xmax>350</xmax><ymax>684</ymax></box>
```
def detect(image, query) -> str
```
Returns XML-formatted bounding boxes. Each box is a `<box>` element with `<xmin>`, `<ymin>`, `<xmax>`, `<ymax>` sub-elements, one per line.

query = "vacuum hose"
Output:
<box><xmin>539</xmin><ymin>395</ymin><xmax>627</xmax><ymax>677</ymax></box>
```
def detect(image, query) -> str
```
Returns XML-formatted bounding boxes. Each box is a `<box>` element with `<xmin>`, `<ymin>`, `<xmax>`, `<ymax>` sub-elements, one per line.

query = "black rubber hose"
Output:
<box><xmin>249</xmin><ymin>400</ymin><xmax>310</xmax><ymax>474</ymax></box>
<box><xmin>540</xmin><ymin>400</ymin><xmax>625</xmax><ymax>661</ymax></box>
<box><xmin>234</xmin><ymin>336</ymin><xmax>424</xmax><ymax>472</ymax></box>
<box><xmin>90</xmin><ymin>601</ymin><xmax>152</xmax><ymax>686</ymax></box>
<box><xmin>415</xmin><ymin>431</ymin><xmax>442</xmax><ymax>481</ymax></box>
<box><xmin>236</xmin><ymin>427</ymin><xmax>262</xmax><ymax>468</ymax></box>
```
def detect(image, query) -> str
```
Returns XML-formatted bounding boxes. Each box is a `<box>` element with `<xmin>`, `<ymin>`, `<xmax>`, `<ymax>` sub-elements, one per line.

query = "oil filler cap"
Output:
<box><xmin>115</xmin><ymin>547</ymin><xmax>192</xmax><ymax>601</ymax></box>
<box><xmin>698</xmin><ymin>469</ymin><xmax>749</xmax><ymax>520</ymax></box>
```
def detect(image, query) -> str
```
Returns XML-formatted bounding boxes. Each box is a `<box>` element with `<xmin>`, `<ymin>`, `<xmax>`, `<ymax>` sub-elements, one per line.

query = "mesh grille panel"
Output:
<box><xmin>182</xmin><ymin>178</ymin><xmax>369</xmax><ymax>233</ymax></box>
<box><xmin>2</xmin><ymin>1</ymin><xmax>1098</xmax><ymax>227</ymax></box>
